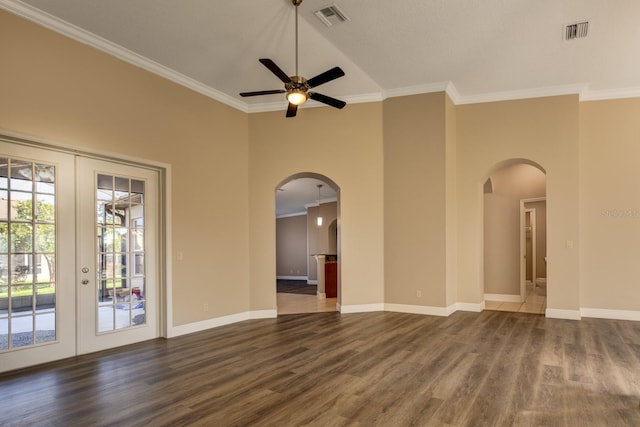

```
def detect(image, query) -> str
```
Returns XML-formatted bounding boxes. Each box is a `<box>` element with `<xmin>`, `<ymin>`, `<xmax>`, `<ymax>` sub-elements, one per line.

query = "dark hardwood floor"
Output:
<box><xmin>1</xmin><ymin>310</ymin><xmax>640</xmax><ymax>426</ymax></box>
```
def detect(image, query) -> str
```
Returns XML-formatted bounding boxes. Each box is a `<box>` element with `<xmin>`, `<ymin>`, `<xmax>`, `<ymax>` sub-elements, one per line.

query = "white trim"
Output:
<box><xmin>276</xmin><ymin>275</ymin><xmax>308</xmax><ymax>280</ymax></box>
<box><xmin>455</xmin><ymin>83</ymin><xmax>588</xmax><ymax>105</ymax></box>
<box><xmin>162</xmin><ymin>165</ymin><xmax>172</xmax><ymax>339</ymax></box>
<box><xmin>454</xmin><ymin>302</ymin><xmax>485</xmax><ymax>312</ymax></box>
<box><xmin>545</xmin><ymin>308</ymin><xmax>581</xmax><ymax>320</ymax></box>
<box><xmin>317</xmin><ymin>292</ymin><xmax>327</xmax><ymax>299</ymax></box>
<box><xmin>250</xmin><ymin>309</ymin><xmax>278</xmax><ymax>320</ymax></box>
<box><xmin>0</xmin><ymin>0</ymin><xmax>248</xmax><ymax>113</ymax></box>
<box><xmin>168</xmin><ymin>312</ymin><xmax>250</xmax><ymax>337</ymax></box>
<box><xmin>385</xmin><ymin>81</ymin><xmax>451</xmax><ymax>99</ymax></box>
<box><xmin>522</xmin><ymin>197</ymin><xmax>547</xmax><ymax>203</ymax></box>
<box><xmin>276</xmin><ymin>211</ymin><xmax>307</xmax><ymax>219</ymax></box>
<box><xmin>304</xmin><ymin>197</ymin><xmax>338</xmax><ymax>210</ymax></box>
<box><xmin>580</xmin><ymin>308</ymin><xmax>640</xmax><ymax>322</ymax></box>
<box><xmin>580</xmin><ymin>86</ymin><xmax>640</xmax><ymax>102</ymax></box>
<box><xmin>484</xmin><ymin>293</ymin><xmax>522</xmax><ymax>303</ymax></box>
<box><xmin>307</xmin><ymin>279</ymin><xmax>318</xmax><ymax>285</ymax></box>
<box><xmin>384</xmin><ymin>303</ymin><xmax>449</xmax><ymax>317</ymax></box>
<box><xmin>339</xmin><ymin>303</ymin><xmax>385</xmax><ymax>314</ymax></box>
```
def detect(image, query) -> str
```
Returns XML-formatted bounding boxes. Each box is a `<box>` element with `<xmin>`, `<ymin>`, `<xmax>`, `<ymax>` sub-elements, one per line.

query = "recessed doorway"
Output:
<box><xmin>483</xmin><ymin>161</ymin><xmax>547</xmax><ymax>314</ymax></box>
<box><xmin>275</xmin><ymin>174</ymin><xmax>339</xmax><ymax>315</ymax></box>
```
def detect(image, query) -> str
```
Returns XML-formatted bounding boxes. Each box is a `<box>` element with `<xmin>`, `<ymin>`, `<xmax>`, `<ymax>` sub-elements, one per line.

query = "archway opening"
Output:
<box><xmin>274</xmin><ymin>173</ymin><xmax>340</xmax><ymax>315</ymax></box>
<box><xmin>482</xmin><ymin>160</ymin><xmax>547</xmax><ymax>314</ymax></box>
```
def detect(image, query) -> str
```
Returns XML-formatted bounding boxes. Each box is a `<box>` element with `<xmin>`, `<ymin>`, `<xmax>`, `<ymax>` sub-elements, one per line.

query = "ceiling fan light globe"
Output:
<box><xmin>287</xmin><ymin>90</ymin><xmax>307</xmax><ymax>106</ymax></box>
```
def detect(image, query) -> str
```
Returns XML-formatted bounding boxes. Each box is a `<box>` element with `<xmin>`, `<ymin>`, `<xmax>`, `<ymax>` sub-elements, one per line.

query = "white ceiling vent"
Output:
<box><xmin>565</xmin><ymin>21</ymin><xmax>589</xmax><ymax>40</ymax></box>
<box><xmin>314</xmin><ymin>5</ymin><xmax>350</xmax><ymax>27</ymax></box>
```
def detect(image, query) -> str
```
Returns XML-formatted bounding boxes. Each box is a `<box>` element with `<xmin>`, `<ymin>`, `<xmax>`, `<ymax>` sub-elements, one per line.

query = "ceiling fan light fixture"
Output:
<box><xmin>287</xmin><ymin>89</ymin><xmax>308</xmax><ymax>106</ymax></box>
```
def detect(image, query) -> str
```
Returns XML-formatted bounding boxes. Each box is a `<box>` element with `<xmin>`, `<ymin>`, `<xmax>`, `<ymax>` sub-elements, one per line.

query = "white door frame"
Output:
<box><xmin>520</xmin><ymin>197</ymin><xmax>545</xmax><ymax>302</ymax></box>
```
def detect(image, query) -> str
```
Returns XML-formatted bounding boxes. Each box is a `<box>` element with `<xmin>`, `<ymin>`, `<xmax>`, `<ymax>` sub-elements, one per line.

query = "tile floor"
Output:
<box><xmin>277</xmin><ymin>292</ymin><xmax>338</xmax><ymax>315</ymax></box>
<box><xmin>485</xmin><ymin>282</ymin><xmax>546</xmax><ymax>314</ymax></box>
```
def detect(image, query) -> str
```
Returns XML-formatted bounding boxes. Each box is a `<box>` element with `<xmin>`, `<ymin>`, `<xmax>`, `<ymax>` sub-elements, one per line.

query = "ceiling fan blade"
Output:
<box><xmin>286</xmin><ymin>103</ymin><xmax>298</xmax><ymax>118</ymax></box>
<box><xmin>259</xmin><ymin>58</ymin><xmax>292</xmax><ymax>84</ymax></box>
<box><xmin>240</xmin><ymin>89</ymin><xmax>285</xmax><ymax>97</ymax></box>
<box><xmin>308</xmin><ymin>92</ymin><xmax>346</xmax><ymax>109</ymax></box>
<box><xmin>306</xmin><ymin>67</ymin><xmax>345</xmax><ymax>88</ymax></box>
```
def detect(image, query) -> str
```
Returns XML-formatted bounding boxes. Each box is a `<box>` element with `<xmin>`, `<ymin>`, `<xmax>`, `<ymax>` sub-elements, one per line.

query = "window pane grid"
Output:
<box><xmin>0</xmin><ymin>158</ymin><xmax>56</xmax><ymax>351</ymax></box>
<box><xmin>96</xmin><ymin>174</ymin><xmax>146</xmax><ymax>333</ymax></box>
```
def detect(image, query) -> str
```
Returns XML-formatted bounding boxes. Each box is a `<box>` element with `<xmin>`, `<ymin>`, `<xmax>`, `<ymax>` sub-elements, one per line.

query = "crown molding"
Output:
<box><xmin>454</xmin><ymin>83</ymin><xmax>588</xmax><ymax>105</ymax></box>
<box><xmin>579</xmin><ymin>86</ymin><xmax>640</xmax><ymax>102</ymax></box>
<box><xmin>276</xmin><ymin>211</ymin><xmax>307</xmax><ymax>219</ymax></box>
<box><xmin>3</xmin><ymin>0</ymin><xmax>640</xmax><ymax>113</ymax></box>
<box><xmin>0</xmin><ymin>0</ymin><xmax>248</xmax><ymax>113</ymax></box>
<box><xmin>384</xmin><ymin>81</ymin><xmax>451</xmax><ymax>99</ymax></box>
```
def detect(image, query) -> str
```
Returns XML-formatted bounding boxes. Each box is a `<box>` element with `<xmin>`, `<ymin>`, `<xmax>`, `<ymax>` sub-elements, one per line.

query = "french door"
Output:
<box><xmin>76</xmin><ymin>157</ymin><xmax>159</xmax><ymax>354</ymax></box>
<box><xmin>0</xmin><ymin>140</ymin><xmax>160</xmax><ymax>372</ymax></box>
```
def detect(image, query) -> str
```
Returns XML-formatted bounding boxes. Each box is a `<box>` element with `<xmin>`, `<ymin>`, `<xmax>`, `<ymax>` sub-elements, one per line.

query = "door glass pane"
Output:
<box><xmin>96</xmin><ymin>174</ymin><xmax>146</xmax><ymax>333</ymax></box>
<box><xmin>0</xmin><ymin>158</ymin><xmax>56</xmax><ymax>352</ymax></box>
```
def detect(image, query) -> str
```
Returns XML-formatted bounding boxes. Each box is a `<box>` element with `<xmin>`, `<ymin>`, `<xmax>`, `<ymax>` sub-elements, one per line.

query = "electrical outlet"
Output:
<box><xmin>177</xmin><ymin>251</ymin><xmax>184</xmax><ymax>261</ymax></box>
<box><xmin>203</xmin><ymin>302</ymin><xmax>209</xmax><ymax>312</ymax></box>
<box><xmin>416</xmin><ymin>289</ymin><xmax>422</xmax><ymax>298</ymax></box>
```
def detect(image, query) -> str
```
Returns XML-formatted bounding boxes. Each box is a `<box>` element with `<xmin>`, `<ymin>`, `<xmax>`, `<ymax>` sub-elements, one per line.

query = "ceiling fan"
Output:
<box><xmin>239</xmin><ymin>0</ymin><xmax>346</xmax><ymax>118</ymax></box>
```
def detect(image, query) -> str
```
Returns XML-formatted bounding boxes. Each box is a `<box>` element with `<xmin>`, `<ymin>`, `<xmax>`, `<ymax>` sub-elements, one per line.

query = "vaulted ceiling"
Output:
<box><xmin>3</xmin><ymin>0</ymin><xmax>640</xmax><ymax>114</ymax></box>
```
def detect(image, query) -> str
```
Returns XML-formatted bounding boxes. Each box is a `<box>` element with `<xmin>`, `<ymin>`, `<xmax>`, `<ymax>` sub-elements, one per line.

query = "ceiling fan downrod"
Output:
<box><xmin>293</xmin><ymin>0</ymin><xmax>302</xmax><ymax>77</ymax></box>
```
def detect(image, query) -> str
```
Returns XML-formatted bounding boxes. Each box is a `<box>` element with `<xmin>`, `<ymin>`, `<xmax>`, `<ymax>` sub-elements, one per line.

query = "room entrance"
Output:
<box><xmin>275</xmin><ymin>173</ymin><xmax>340</xmax><ymax>315</ymax></box>
<box><xmin>483</xmin><ymin>160</ymin><xmax>547</xmax><ymax>314</ymax></box>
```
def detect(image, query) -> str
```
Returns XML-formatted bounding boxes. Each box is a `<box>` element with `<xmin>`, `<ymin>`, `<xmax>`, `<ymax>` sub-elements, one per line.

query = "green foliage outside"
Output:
<box><xmin>0</xmin><ymin>199</ymin><xmax>56</xmax><ymax>297</ymax></box>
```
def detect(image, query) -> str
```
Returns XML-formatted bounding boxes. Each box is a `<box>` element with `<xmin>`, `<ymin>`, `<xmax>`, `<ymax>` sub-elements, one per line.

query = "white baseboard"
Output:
<box><xmin>581</xmin><ymin>307</ymin><xmax>640</xmax><ymax>321</ymax></box>
<box><xmin>307</xmin><ymin>280</ymin><xmax>318</xmax><ymax>285</ymax></box>
<box><xmin>454</xmin><ymin>302</ymin><xmax>485</xmax><ymax>312</ymax></box>
<box><xmin>340</xmin><ymin>303</ymin><xmax>385</xmax><ymax>314</ymax></box>
<box><xmin>484</xmin><ymin>293</ymin><xmax>522</xmax><ymax>303</ymax></box>
<box><xmin>546</xmin><ymin>308</ymin><xmax>581</xmax><ymax>320</ymax></box>
<box><xmin>277</xmin><ymin>275</ymin><xmax>307</xmax><ymax>280</ymax></box>
<box><xmin>250</xmin><ymin>309</ymin><xmax>278</xmax><ymax>319</ymax></box>
<box><xmin>385</xmin><ymin>303</ymin><xmax>449</xmax><ymax>317</ymax></box>
<box><xmin>168</xmin><ymin>309</ymin><xmax>277</xmax><ymax>337</ymax></box>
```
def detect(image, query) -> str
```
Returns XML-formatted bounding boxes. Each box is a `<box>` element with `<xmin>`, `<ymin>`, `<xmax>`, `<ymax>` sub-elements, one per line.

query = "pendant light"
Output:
<box><xmin>316</xmin><ymin>184</ymin><xmax>323</xmax><ymax>226</ymax></box>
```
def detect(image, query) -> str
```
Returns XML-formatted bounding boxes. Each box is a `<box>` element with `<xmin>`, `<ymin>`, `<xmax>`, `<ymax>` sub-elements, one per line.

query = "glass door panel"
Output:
<box><xmin>0</xmin><ymin>141</ymin><xmax>75</xmax><ymax>373</ymax></box>
<box><xmin>77</xmin><ymin>157</ymin><xmax>158</xmax><ymax>355</ymax></box>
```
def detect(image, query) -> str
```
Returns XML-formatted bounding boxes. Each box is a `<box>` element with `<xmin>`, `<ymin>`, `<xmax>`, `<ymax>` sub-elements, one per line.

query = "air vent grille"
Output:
<box><xmin>314</xmin><ymin>5</ymin><xmax>349</xmax><ymax>27</ymax></box>
<box><xmin>565</xmin><ymin>21</ymin><xmax>589</xmax><ymax>40</ymax></box>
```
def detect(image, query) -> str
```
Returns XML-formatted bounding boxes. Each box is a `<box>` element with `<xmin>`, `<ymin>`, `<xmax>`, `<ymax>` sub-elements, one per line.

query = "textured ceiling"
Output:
<box><xmin>3</xmin><ymin>0</ymin><xmax>640</xmax><ymax>114</ymax></box>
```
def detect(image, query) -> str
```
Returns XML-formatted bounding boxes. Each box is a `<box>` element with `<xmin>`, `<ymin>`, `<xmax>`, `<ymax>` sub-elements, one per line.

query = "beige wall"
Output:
<box><xmin>484</xmin><ymin>193</ymin><xmax>520</xmax><ymax>295</ymax></box>
<box><xmin>580</xmin><ymin>98</ymin><xmax>640</xmax><ymax>311</ymax></box>
<box><xmin>248</xmin><ymin>104</ymin><xmax>384</xmax><ymax>310</ymax></box>
<box><xmin>275</xmin><ymin>215</ymin><xmax>308</xmax><ymax>278</ymax></box>
<box><xmin>383</xmin><ymin>93</ymin><xmax>449</xmax><ymax>307</ymax></box>
<box><xmin>457</xmin><ymin>96</ymin><xmax>580</xmax><ymax>311</ymax></box>
<box><xmin>0</xmin><ymin>10</ymin><xmax>251</xmax><ymax>326</ymax></box>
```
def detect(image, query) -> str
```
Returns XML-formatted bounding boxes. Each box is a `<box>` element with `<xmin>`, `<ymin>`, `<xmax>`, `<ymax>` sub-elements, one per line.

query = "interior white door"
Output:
<box><xmin>0</xmin><ymin>140</ymin><xmax>76</xmax><ymax>373</ymax></box>
<box><xmin>76</xmin><ymin>157</ymin><xmax>159</xmax><ymax>355</ymax></box>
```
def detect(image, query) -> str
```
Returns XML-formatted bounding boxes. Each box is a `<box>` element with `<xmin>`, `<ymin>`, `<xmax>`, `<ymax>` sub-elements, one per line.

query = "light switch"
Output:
<box><xmin>177</xmin><ymin>251</ymin><xmax>184</xmax><ymax>261</ymax></box>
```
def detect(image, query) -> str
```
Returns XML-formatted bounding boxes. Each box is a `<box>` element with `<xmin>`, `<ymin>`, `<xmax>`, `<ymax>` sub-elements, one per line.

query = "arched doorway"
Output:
<box><xmin>482</xmin><ymin>160</ymin><xmax>547</xmax><ymax>314</ymax></box>
<box><xmin>275</xmin><ymin>173</ymin><xmax>340</xmax><ymax>315</ymax></box>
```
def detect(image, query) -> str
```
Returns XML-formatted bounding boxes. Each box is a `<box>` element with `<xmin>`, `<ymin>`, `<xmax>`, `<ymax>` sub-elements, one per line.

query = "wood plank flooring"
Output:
<box><xmin>1</xmin><ymin>311</ymin><xmax>640</xmax><ymax>426</ymax></box>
